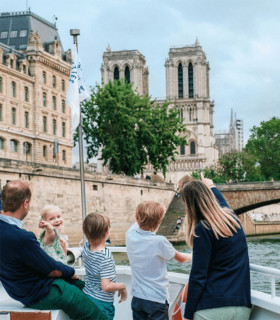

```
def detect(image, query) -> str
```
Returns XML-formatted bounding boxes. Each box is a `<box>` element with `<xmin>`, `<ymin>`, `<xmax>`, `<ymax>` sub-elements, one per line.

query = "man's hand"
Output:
<box><xmin>71</xmin><ymin>273</ymin><xmax>80</xmax><ymax>280</ymax></box>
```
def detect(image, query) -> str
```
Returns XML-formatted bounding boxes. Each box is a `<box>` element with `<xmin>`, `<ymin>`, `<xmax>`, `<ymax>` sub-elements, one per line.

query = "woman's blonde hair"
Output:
<box><xmin>181</xmin><ymin>180</ymin><xmax>240</xmax><ymax>247</ymax></box>
<box><xmin>41</xmin><ymin>205</ymin><xmax>62</xmax><ymax>220</ymax></box>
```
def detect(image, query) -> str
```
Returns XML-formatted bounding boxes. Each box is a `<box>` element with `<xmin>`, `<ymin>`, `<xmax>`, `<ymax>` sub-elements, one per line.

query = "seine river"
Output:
<box><xmin>114</xmin><ymin>237</ymin><xmax>280</xmax><ymax>295</ymax></box>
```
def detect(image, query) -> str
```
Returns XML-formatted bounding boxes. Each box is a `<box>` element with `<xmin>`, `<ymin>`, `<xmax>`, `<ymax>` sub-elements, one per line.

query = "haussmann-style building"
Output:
<box><xmin>0</xmin><ymin>11</ymin><xmax>73</xmax><ymax>168</ymax></box>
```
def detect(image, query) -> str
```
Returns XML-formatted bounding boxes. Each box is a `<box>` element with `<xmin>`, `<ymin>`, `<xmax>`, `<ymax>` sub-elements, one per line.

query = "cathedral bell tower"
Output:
<box><xmin>101</xmin><ymin>46</ymin><xmax>149</xmax><ymax>95</ymax></box>
<box><xmin>163</xmin><ymin>39</ymin><xmax>218</xmax><ymax>182</ymax></box>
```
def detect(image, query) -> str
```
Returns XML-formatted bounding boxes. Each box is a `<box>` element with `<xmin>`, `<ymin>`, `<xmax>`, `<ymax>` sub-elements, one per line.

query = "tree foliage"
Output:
<box><xmin>244</xmin><ymin>117</ymin><xmax>280</xmax><ymax>180</ymax></box>
<box><xmin>192</xmin><ymin>118</ymin><xmax>280</xmax><ymax>182</ymax></box>
<box><xmin>79</xmin><ymin>80</ymin><xmax>186</xmax><ymax>176</ymax></box>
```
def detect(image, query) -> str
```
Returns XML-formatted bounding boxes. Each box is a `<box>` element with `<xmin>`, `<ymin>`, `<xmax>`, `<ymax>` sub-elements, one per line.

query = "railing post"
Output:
<box><xmin>271</xmin><ymin>276</ymin><xmax>276</xmax><ymax>298</ymax></box>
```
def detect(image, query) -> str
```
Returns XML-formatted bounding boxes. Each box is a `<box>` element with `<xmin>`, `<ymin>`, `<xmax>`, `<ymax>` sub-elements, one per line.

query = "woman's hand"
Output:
<box><xmin>200</xmin><ymin>172</ymin><xmax>214</xmax><ymax>189</ymax></box>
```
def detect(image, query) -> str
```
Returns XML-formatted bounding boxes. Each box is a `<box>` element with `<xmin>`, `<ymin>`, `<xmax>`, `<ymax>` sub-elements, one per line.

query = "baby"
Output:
<box><xmin>39</xmin><ymin>205</ymin><xmax>68</xmax><ymax>264</ymax></box>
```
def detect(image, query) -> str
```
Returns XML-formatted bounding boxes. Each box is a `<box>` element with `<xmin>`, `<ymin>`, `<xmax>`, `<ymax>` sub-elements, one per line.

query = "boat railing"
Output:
<box><xmin>250</xmin><ymin>263</ymin><xmax>280</xmax><ymax>298</ymax></box>
<box><xmin>68</xmin><ymin>246</ymin><xmax>280</xmax><ymax>300</ymax></box>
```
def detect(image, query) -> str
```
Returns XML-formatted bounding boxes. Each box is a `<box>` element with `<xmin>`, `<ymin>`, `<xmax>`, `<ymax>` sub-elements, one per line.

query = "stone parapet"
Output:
<box><xmin>0</xmin><ymin>160</ymin><xmax>175</xmax><ymax>245</ymax></box>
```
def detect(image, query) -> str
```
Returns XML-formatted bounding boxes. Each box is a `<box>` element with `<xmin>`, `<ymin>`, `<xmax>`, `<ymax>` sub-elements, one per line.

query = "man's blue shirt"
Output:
<box><xmin>0</xmin><ymin>218</ymin><xmax>75</xmax><ymax>306</ymax></box>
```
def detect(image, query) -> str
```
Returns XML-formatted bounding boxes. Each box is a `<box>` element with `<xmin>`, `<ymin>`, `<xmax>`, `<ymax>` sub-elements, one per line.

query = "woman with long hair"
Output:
<box><xmin>182</xmin><ymin>174</ymin><xmax>251</xmax><ymax>320</ymax></box>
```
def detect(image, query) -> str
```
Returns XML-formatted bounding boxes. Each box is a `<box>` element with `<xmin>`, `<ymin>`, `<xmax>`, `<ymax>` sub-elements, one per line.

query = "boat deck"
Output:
<box><xmin>1</xmin><ymin>262</ymin><xmax>280</xmax><ymax>320</ymax></box>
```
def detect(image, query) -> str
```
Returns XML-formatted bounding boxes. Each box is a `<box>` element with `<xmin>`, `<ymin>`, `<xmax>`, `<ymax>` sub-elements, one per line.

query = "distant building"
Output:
<box><xmin>215</xmin><ymin>109</ymin><xmax>243</xmax><ymax>156</ymax></box>
<box><xmin>0</xmin><ymin>11</ymin><xmax>73</xmax><ymax>167</ymax></box>
<box><xmin>100</xmin><ymin>40</ymin><xmax>218</xmax><ymax>182</ymax></box>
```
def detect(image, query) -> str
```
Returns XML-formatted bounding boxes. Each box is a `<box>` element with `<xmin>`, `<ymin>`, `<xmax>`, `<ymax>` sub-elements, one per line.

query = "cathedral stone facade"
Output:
<box><xmin>0</xmin><ymin>11</ymin><xmax>72</xmax><ymax>167</ymax></box>
<box><xmin>101</xmin><ymin>46</ymin><xmax>149</xmax><ymax>95</ymax></box>
<box><xmin>101</xmin><ymin>40</ymin><xmax>218</xmax><ymax>182</ymax></box>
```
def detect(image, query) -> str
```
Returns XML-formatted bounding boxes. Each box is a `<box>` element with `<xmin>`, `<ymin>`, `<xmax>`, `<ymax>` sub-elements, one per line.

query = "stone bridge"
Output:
<box><xmin>159</xmin><ymin>180</ymin><xmax>280</xmax><ymax>241</ymax></box>
<box><xmin>217</xmin><ymin>181</ymin><xmax>280</xmax><ymax>215</ymax></box>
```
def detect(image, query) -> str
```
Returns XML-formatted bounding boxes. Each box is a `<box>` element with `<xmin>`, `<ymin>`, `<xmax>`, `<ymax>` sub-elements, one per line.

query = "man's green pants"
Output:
<box><xmin>28</xmin><ymin>279</ymin><xmax>108</xmax><ymax>320</ymax></box>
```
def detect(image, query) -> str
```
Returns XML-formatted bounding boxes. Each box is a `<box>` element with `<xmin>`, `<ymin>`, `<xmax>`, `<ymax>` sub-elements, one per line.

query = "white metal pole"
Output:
<box><xmin>70</xmin><ymin>29</ymin><xmax>87</xmax><ymax>226</ymax></box>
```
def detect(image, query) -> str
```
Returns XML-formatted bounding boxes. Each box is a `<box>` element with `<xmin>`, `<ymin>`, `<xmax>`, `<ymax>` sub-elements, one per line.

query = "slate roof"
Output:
<box><xmin>0</xmin><ymin>11</ymin><xmax>64</xmax><ymax>54</ymax></box>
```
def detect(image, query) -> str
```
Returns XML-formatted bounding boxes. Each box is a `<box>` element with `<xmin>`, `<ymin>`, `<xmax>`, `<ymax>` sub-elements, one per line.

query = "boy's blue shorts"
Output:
<box><xmin>131</xmin><ymin>296</ymin><xmax>169</xmax><ymax>320</ymax></box>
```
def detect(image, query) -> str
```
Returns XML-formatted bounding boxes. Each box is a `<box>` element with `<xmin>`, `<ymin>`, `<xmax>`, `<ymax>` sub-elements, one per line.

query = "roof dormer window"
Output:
<box><xmin>19</xmin><ymin>30</ymin><xmax>27</xmax><ymax>37</ymax></box>
<box><xmin>10</xmin><ymin>31</ymin><xmax>18</xmax><ymax>38</ymax></box>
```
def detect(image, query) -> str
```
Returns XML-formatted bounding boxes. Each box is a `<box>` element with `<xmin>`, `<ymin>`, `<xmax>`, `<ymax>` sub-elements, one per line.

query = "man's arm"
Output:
<box><xmin>20</xmin><ymin>231</ymin><xmax>75</xmax><ymax>278</ymax></box>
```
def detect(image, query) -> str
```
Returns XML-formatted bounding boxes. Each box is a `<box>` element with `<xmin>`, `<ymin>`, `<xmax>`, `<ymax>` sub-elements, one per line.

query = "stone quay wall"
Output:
<box><xmin>0</xmin><ymin>159</ymin><xmax>175</xmax><ymax>245</ymax></box>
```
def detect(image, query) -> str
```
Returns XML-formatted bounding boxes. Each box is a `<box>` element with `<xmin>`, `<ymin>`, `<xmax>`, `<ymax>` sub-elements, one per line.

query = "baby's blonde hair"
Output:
<box><xmin>41</xmin><ymin>205</ymin><xmax>62</xmax><ymax>220</ymax></box>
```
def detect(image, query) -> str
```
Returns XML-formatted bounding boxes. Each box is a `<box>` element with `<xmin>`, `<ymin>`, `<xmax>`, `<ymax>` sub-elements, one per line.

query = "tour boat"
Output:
<box><xmin>1</xmin><ymin>247</ymin><xmax>280</xmax><ymax>320</ymax></box>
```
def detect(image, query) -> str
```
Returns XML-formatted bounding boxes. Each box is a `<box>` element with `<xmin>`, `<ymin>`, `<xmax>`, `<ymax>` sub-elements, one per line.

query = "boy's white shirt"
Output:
<box><xmin>126</xmin><ymin>222</ymin><xmax>176</xmax><ymax>304</ymax></box>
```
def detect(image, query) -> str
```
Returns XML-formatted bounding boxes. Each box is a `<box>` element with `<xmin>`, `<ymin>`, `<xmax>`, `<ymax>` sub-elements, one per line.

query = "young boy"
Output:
<box><xmin>126</xmin><ymin>201</ymin><xmax>192</xmax><ymax>320</ymax></box>
<box><xmin>82</xmin><ymin>213</ymin><xmax>127</xmax><ymax>320</ymax></box>
<box><xmin>39</xmin><ymin>205</ymin><xmax>68</xmax><ymax>264</ymax></box>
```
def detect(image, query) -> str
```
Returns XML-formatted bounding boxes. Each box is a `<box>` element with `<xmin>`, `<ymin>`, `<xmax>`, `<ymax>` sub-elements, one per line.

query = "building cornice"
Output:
<box><xmin>0</xmin><ymin>128</ymin><xmax>72</xmax><ymax>147</ymax></box>
<box><xmin>0</xmin><ymin>65</ymin><xmax>35</xmax><ymax>83</ymax></box>
<box><xmin>26</xmin><ymin>52</ymin><xmax>71</xmax><ymax>76</ymax></box>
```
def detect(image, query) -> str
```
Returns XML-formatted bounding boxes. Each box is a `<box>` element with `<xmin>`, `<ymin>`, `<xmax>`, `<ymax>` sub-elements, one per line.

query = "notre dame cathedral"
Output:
<box><xmin>100</xmin><ymin>40</ymin><xmax>218</xmax><ymax>183</ymax></box>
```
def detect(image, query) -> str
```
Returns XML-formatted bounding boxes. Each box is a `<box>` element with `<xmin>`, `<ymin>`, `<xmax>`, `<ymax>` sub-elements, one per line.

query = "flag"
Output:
<box><xmin>66</xmin><ymin>45</ymin><xmax>90</xmax><ymax>132</ymax></box>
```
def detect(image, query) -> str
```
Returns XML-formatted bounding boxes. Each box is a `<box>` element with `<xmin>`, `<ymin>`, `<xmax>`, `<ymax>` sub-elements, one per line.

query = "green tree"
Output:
<box><xmin>79</xmin><ymin>80</ymin><xmax>186</xmax><ymax>176</ymax></box>
<box><xmin>244</xmin><ymin>117</ymin><xmax>280</xmax><ymax>180</ymax></box>
<box><xmin>216</xmin><ymin>151</ymin><xmax>245</xmax><ymax>182</ymax></box>
<box><xmin>240</xmin><ymin>151</ymin><xmax>265</xmax><ymax>181</ymax></box>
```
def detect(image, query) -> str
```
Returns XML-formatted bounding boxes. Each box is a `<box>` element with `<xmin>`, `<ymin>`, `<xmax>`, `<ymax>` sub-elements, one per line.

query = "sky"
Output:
<box><xmin>2</xmin><ymin>0</ymin><xmax>280</xmax><ymax>159</ymax></box>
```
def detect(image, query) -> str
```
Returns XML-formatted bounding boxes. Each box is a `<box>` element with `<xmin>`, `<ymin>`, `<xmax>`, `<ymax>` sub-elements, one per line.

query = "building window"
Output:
<box><xmin>24</xmin><ymin>86</ymin><xmax>29</xmax><ymax>102</ymax></box>
<box><xmin>23</xmin><ymin>65</ymin><xmax>27</xmax><ymax>74</ymax></box>
<box><xmin>62</xmin><ymin>99</ymin><xmax>65</xmax><ymax>113</ymax></box>
<box><xmin>188</xmin><ymin>62</ymin><xmax>194</xmax><ymax>98</ymax></box>
<box><xmin>43</xmin><ymin>92</ymin><xmax>46</xmax><ymax>106</ymax></box>
<box><xmin>19</xmin><ymin>30</ymin><xmax>27</xmax><ymax>37</ymax></box>
<box><xmin>10</xmin><ymin>59</ymin><xmax>14</xmax><ymax>69</ymax></box>
<box><xmin>10</xmin><ymin>31</ymin><xmax>18</xmax><ymax>38</ymax></box>
<box><xmin>0</xmin><ymin>137</ymin><xmax>4</xmax><ymax>150</ymax></box>
<box><xmin>43</xmin><ymin>116</ymin><xmax>47</xmax><ymax>132</ymax></box>
<box><xmin>11</xmin><ymin>108</ymin><xmax>16</xmax><ymax>125</ymax></box>
<box><xmin>0</xmin><ymin>104</ymin><xmax>2</xmax><ymax>121</ymax></box>
<box><xmin>62</xmin><ymin>79</ymin><xmax>65</xmax><ymax>91</ymax></box>
<box><xmin>178</xmin><ymin>63</ymin><xmax>183</xmax><ymax>98</ymax></box>
<box><xmin>25</xmin><ymin>111</ymin><xmax>29</xmax><ymax>128</ymax></box>
<box><xmin>23</xmin><ymin>142</ymin><xmax>31</xmax><ymax>154</ymax></box>
<box><xmin>62</xmin><ymin>122</ymin><xmax>66</xmax><ymax>137</ymax></box>
<box><xmin>10</xmin><ymin>140</ymin><xmax>18</xmax><ymax>152</ymax></box>
<box><xmin>0</xmin><ymin>77</ymin><xmax>2</xmax><ymax>93</ymax></box>
<box><xmin>62</xmin><ymin>150</ymin><xmax>66</xmax><ymax>161</ymax></box>
<box><xmin>43</xmin><ymin>71</ymin><xmax>46</xmax><ymax>84</ymax></box>
<box><xmin>180</xmin><ymin>143</ymin><xmax>185</xmax><ymax>155</ymax></box>
<box><xmin>0</xmin><ymin>31</ymin><xmax>8</xmax><ymax>39</ymax></box>
<box><xmin>125</xmin><ymin>66</ymin><xmax>130</xmax><ymax>83</ymax></box>
<box><xmin>52</xmin><ymin>75</ymin><xmax>56</xmax><ymax>88</ymax></box>
<box><xmin>52</xmin><ymin>96</ymin><xmax>56</xmax><ymax>110</ymax></box>
<box><xmin>53</xmin><ymin>119</ymin><xmax>57</xmax><ymax>135</ymax></box>
<box><xmin>11</xmin><ymin>82</ymin><xmax>16</xmax><ymax>97</ymax></box>
<box><xmin>43</xmin><ymin>145</ymin><xmax>47</xmax><ymax>157</ymax></box>
<box><xmin>190</xmin><ymin>141</ymin><xmax>196</xmax><ymax>155</ymax></box>
<box><xmin>113</xmin><ymin>67</ymin><xmax>119</xmax><ymax>80</ymax></box>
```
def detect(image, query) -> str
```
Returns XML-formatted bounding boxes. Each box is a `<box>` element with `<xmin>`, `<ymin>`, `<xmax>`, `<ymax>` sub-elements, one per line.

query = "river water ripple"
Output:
<box><xmin>114</xmin><ymin>237</ymin><xmax>280</xmax><ymax>295</ymax></box>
